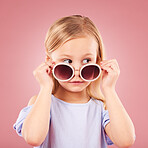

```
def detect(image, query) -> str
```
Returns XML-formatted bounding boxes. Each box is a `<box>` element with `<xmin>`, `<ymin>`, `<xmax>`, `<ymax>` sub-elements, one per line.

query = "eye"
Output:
<box><xmin>63</xmin><ymin>59</ymin><xmax>72</xmax><ymax>64</ymax></box>
<box><xmin>83</xmin><ymin>58</ymin><xmax>91</xmax><ymax>64</ymax></box>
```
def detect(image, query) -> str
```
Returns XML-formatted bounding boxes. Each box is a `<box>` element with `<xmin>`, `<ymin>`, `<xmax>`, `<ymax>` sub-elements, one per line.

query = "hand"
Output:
<box><xmin>100</xmin><ymin>59</ymin><xmax>120</xmax><ymax>91</ymax></box>
<box><xmin>33</xmin><ymin>55</ymin><xmax>55</xmax><ymax>89</ymax></box>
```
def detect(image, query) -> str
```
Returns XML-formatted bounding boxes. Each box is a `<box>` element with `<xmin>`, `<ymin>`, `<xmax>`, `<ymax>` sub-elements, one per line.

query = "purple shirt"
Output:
<box><xmin>13</xmin><ymin>94</ymin><xmax>113</xmax><ymax>148</ymax></box>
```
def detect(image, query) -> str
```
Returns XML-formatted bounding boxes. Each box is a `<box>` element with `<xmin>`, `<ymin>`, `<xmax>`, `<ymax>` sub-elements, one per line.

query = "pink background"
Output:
<box><xmin>0</xmin><ymin>0</ymin><xmax>147</xmax><ymax>147</ymax></box>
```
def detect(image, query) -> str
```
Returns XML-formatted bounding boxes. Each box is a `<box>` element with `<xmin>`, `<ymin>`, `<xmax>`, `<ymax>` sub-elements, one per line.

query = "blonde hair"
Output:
<box><xmin>44</xmin><ymin>15</ymin><xmax>107</xmax><ymax>107</ymax></box>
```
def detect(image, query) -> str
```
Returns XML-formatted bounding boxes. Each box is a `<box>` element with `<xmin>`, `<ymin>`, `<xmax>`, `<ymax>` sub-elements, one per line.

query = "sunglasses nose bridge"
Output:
<box><xmin>69</xmin><ymin>66</ymin><xmax>80</xmax><ymax>79</ymax></box>
<box><xmin>74</xmin><ymin>69</ymin><xmax>80</xmax><ymax>76</ymax></box>
<box><xmin>72</xmin><ymin>64</ymin><xmax>81</xmax><ymax>73</ymax></box>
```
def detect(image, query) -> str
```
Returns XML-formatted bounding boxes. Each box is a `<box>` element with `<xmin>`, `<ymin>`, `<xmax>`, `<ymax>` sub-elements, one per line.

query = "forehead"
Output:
<box><xmin>51</xmin><ymin>36</ymin><xmax>98</xmax><ymax>60</ymax></box>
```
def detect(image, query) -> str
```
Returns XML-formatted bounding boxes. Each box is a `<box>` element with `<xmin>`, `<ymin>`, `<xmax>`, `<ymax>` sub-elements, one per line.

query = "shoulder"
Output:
<box><xmin>27</xmin><ymin>95</ymin><xmax>38</xmax><ymax>106</ymax></box>
<box><xmin>91</xmin><ymin>98</ymin><xmax>108</xmax><ymax>112</ymax></box>
<box><xmin>91</xmin><ymin>98</ymin><xmax>103</xmax><ymax>106</ymax></box>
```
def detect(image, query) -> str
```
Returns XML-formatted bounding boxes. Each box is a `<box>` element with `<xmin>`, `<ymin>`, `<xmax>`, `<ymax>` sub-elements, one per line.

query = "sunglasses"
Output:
<box><xmin>52</xmin><ymin>63</ymin><xmax>101</xmax><ymax>82</ymax></box>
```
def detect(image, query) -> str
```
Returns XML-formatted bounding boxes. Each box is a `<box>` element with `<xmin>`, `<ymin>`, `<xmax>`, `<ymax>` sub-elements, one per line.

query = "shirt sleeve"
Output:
<box><xmin>102</xmin><ymin>103</ymin><xmax>114</xmax><ymax>145</ymax></box>
<box><xmin>13</xmin><ymin>105</ymin><xmax>33</xmax><ymax>136</ymax></box>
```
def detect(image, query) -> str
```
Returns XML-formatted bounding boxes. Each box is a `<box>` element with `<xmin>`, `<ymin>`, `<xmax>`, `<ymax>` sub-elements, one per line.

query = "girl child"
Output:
<box><xmin>13</xmin><ymin>15</ymin><xmax>136</xmax><ymax>148</ymax></box>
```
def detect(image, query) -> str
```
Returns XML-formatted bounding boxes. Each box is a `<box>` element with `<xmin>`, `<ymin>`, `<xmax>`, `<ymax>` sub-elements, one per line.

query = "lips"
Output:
<box><xmin>70</xmin><ymin>81</ymin><xmax>84</xmax><ymax>83</ymax></box>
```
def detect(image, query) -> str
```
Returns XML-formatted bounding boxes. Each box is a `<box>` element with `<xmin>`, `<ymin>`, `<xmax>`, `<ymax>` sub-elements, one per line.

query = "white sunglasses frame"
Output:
<box><xmin>52</xmin><ymin>63</ymin><xmax>102</xmax><ymax>82</ymax></box>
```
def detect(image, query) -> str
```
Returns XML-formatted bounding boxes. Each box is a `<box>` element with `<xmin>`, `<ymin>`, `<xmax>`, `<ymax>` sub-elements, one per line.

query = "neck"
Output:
<box><xmin>54</xmin><ymin>85</ymin><xmax>90</xmax><ymax>103</ymax></box>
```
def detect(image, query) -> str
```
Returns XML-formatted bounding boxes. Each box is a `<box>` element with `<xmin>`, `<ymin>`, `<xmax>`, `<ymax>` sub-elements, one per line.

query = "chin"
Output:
<box><xmin>67</xmin><ymin>88</ymin><xmax>85</xmax><ymax>93</ymax></box>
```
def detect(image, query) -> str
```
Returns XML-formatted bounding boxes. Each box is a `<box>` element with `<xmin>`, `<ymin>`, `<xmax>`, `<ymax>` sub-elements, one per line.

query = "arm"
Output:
<box><xmin>104</xmin><ymin>88</ymin><xmax>135</xmax><ymax>147</ymax></box>
<box><xmin>100</xmin><ymin>59</ymin><xmax>136</xmax><ymax>147</ymax></box>
<box><xmin>22</xmin><ymin>87</ymin><xmax>52</xmax><ymax>147</ymax></box>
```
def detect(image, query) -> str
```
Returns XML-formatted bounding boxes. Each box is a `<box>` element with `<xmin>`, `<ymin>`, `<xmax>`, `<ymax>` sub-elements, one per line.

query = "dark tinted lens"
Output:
<box><xmin>54</xmin><ymin>65</ymin><xmax>73</xmax><ymax>80</ymax></box>
<box><xmin>81</xmin><ymin>65</ymin><xmax>100</xmax><ymax>80</ymax></box>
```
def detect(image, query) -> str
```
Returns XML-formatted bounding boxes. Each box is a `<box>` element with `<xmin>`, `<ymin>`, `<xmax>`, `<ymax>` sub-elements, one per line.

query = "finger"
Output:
<box><xmin>35</xmin><ymin>65</ymin><xmax>49</xmax><ymax>73</ymax></box>
<box><xmin>101</xmin><ymin>64</ymin><xmax>117</xmax><ymax>72</ymax></box>
<box><xmin>102</xmin><ymin>59</ymin><xmax>119</xmax><ymax>69</ymax></box>
<box><xmin>33</xmin><ymin>64</ymin><xmax>50</xmax><ymax>76</ymax></box>
<box><xmin>101</xmin><ymin>61</ymin><xmax>119</xmax><ymax>70</ymax></box>
<box><xmin>45</xmin><ymin>55</ymin><xmax>50</xmax><ymax>62</ymax></box>
<box><xmin>45</xmin><ymin>61</ymin><xmax>55</xmax><ymax>68</ymax></box>
<box><xmin>101</xmin><ymin>65</ymin><xmax>113</xmax><ymax>73</ymax></box>
<box><xmin>100</xmin><ymin>59</ymin><xmax>115</xmax><ymax>65</ymax></box>
<box><xmin>101</xmin><ymin>59</ymin><xmax>118</xmax><ymax>65</ymax></box>
<box><xmin>100</xmin><ymin>59</ymin><xmax>112</xmax><ymax>63</ymax></box>
<box><xmin>46</xmin><ymin>65</ymin><xmax>54</xmax><ymax>75</ymax></box>
<box><xmin>45</xmin><ymin>54</ymin><xmax>48</xmax><ymax>59</ymax></box>
<box><xmin>101</xmin><ymin>64</ymin><xmax>120</xmax><ymax>76</ymax></box>
<box><xmin>38</xmin><ymin>66</ymin><xmax>52</xmax><ymax>75</ymax></box>
<box><xmin>36</xmin><ymin>62</ymin><xmax>52</xmax><ymax>71</ymax></box>
<box><xmin>45</xmin><ymin>56</ymin><xmax>55</xmax><ymax>66</ymax></box>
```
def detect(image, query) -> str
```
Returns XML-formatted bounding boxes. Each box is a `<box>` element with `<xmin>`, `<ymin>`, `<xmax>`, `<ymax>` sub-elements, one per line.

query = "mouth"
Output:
<box><xmin>69</xmin><ymin>81</ymin><xmax>84</xmax><ymax>83</ymax></box>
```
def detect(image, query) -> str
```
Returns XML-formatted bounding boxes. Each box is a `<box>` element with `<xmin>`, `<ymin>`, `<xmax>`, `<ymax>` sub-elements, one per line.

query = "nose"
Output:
<box><xmin>74</xmin><ymin>69</ymin><xmax>79</xmax><ymax>74</ymax></box>
<box><xmin>71</xmin><ymin>62</ymin><xmax>82</xmax><ymax>77</ymax></box>
<box><xmin>73</xmin><ymin>66</ymin><xmax>81</xmax><ymax>77</ymax></box>
<box><xmin>73</xmin><ymin>70</ymin><xmax>81</xmax><ymax>80</ymax></box>
<box><xmin>73</xmin><ymin>62</ymin><xmax>81</xmax><ymax>71</ymax></box>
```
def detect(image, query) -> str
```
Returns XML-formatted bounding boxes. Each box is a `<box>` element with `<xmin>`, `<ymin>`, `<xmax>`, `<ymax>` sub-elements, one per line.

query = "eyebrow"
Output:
<box><xmin>59</xmin><ymin>53</ymin><xmax>94</xmax><ymax>58</ymax></box>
